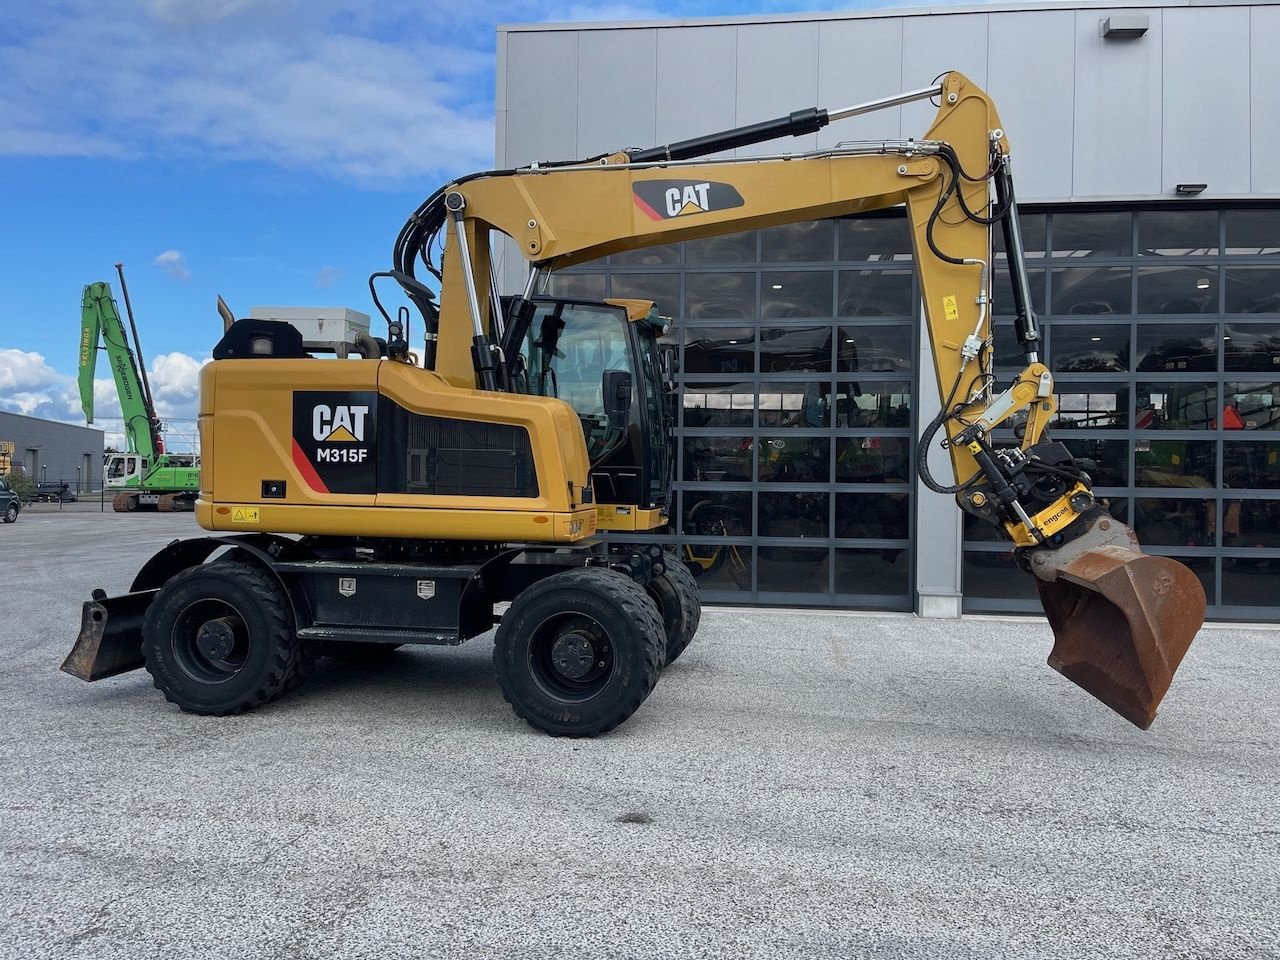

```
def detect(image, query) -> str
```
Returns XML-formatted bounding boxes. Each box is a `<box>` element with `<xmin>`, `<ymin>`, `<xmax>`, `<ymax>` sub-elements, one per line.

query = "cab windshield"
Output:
<box><xmin>522</xmin><ymin>301</ymin><xmax>635</xmax><ymax>460</ymax></box>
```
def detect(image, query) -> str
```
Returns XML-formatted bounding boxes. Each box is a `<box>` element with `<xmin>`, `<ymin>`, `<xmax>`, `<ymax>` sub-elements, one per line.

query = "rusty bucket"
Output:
<box><xmin>1028</xmin><ymin>514</ymin><xmax>1206</xmax><ymax>729</ymax></box>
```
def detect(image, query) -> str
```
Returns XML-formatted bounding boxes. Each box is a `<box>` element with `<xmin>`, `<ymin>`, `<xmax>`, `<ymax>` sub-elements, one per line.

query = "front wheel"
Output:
<box><xmin>2</xmin><ymin>504</ymin><xmax>17</xmax><ymax>523</ymax></box>
<box><xmin>141</xmin><ymin>561</ymin><xmax>304</xmax><ymax>715</ymax></box>
<box><xmin>494</xmin><ymin>566</ymin><xmax>664</xmax><ymax>737</ymax></box>
<box><xmin>646</xmin><ymin>556</ymin><xmax>701</xmax><ymax>666</ymax></box>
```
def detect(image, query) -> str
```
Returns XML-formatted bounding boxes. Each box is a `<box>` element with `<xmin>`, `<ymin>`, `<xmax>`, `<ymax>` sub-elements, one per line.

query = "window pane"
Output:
<box><xmin>964</xmin><ymin>550</ymin><xmax>1043</xmax><ymax>601</ymax></box>
<box><xmin>685</xmin><ymin>272</ymin><xmax>756</xmax><ymax>319</ymax></box>
<box><xmin>835</xmin><ymin>548</ymin><xmax>910</xmax><ymax>596</ymax></box>
<box><xmin>1051</xmin><ymin>326</ymin><xmax>1129</xmax><ymax>373</ymax></box>
<box><xmin>838</xmin><ymin>324</ymin><xmax>913</xmax><ymax>373</ymax></box>
<box><xmin>761</xmin><ymin>271</ymin><xmax>833</xmax><ymax>319</ymax></box>
<box><xmin>609</xmin><ymin>273</ymin><xmax>679</xmax><ymax>317</ymax></box>
<box><xmin>761</xmin><ymin>220</ymin><xmax>834</xmax><ymax>262</ymax></box>
<box><xmin>1224</xmin><ymin>323</ymin><xmax>1280</xmax><ymax>372</ymax></box>
<box><xmin>835</xmin><ymin>436</ymin><xmax>911</xmax><ymax>482</ymax></box>
<box><xmin>835</xmin><ymin>492</ymin><xmax>910</xmax><ymax>539</ymax></box>
<box><xmin>759</xmin><ymin>492</ymin><xmax>829</xmax><ymax>538</ymax></box>
<box><xmin>681</xmin><ymin>543</ymin><xmax>751</xmax><ymax>592</ymax></box>
<box><xmin>683</xmin><ymin>327</ymin><xmax>755</xmax><ymax>375</ymax></box>
<box><xmin>1135</xmin><ymin>439</ymin><xmax>1217</xmax><ymax>487</ymax></box>
<box><xmin>1137</xmin><ymin>266</ymin><xmax>1218</xmax><ymax>314</ymax></box>
<box><xmin>683</xmin><ymin>437</ymin><xmax>752</xmax><ymax>482</ymax></box>
<box><xmin>682</xmin><ymin>381</ymin><xmax>754</xmax><ymax>427</ymax></box>
<box><xmin>1222</xmin><ymin>557</ymin><xmax>1279</xmax><ymax>607</ymax></box>
<box><xmin>1133</xmin><ymin>498</ymin><xmax>1214</xmax><ymax>546</ymax></box>
<box><xmin>1135</xmin><ymin>323</ymin><xmax>1218</xmax><ymax>373</ymax></box>
<box><xmin>1053</xmin><ymin>384</ymin><xmax>1128</xmax><ymax>430</ymax></box>
<box><xmin>759</xmin><ymin>325</ymin><xmax>832</xmax><ymax>372</ymax></box>
<box><xmin>612</xmin><ymin>243</ymin><xmax>680</xmax><ymax>266</ymax></box>
<box><xmin>1225</xmin><ymin>209</ymin><xmax>1280</xmax><ymax>255</ymax></box>
<box><xmin>1225</xmin><ymin>266</ymin><xmax>1280</xmax><ymax>314</ymax></box>
<box><xmin>838</xmin><ymin>215</ymin><xmax>912</xmax><ymax>262</ymax></box>
<box><xmin>1052</xmin><ymin>211</ymin><xmax>1132</xmax><ymax>257</ymax></box>
<box><xmin>549</xmin><ymin>273</ymin><xmax>606</xmax><ymax>300</ymax></box>
<box><xmin>993</xmin><ymin>268</ymin><xmax>1047</xmax><ymax>316</ymax></box>
<box><xmin>682</xmin><ymin>490</ymin><xmax>751</xmax><ymax>536</ymax></box>
<box><xmin>1138</xmin><ymin>209</ymin><xmax>1219</xmax><ymax>257</ymax></box>
<box><xmin>1224</xmin><ymin>499</ymin><xmax>1280</xmax><ymax>547</ymax></box>
<box><xmin>758</xmin><ymin>437</ymin><xmax>830</xmax><ymax>483</ymax></box>
<box><xmin>759</xmin><ymin>380</ymin><xmax>830</xmax><ymax>428</ymax></box>
<box><xmin>993</xmin><ymin>212</ymin><xmax>1046</xmax><ymax>258</ymax></box>
<box><xmin>837</xmin><ymin>269</ymin><xmax>914</xmax><ymax>317</ymax></box>
<box><xmin>1060</xmin><ymin>439</ymin><xmax>1128</xmax><ymax>487</ymax></box>
<box><xmin>1224</xmin><ymin>441</ymin><xmax>1280</xmax><ymax>489</ymax></box>
<box><xmin>1226</xmin><ymin>382</ymin><xmax>1280</xmax><ymax>431</ymax></box>
<box><xmin>1136</xmin><ymin>382</ymin><xmax>1217</xmax><ymax>430</ymax></box>
<box><xmin>831</xmin><ymin>380</ymin><xmax>913</xmax><ymax>429</ymax></box>
<box><xmin>1051</xmin><ymin>266</ymin><xmax>1132</xmax><ymax>315</ymax></box>
<box><xmin>686</xmin><ymin>232</ymin><xmax>756</xmax><ymax>264</ymax></box>
<box><xmin>757</xmin><ymin>546</ymin><xmax>828</xmax><ymax>593</ymax></box>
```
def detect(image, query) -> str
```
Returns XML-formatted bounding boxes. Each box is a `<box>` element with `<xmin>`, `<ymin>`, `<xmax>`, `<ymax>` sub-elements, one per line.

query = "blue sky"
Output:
<box><xmin>0</xmin><ymin>0</ymin><xmax>935</xmax><ymax>444</ymax></box>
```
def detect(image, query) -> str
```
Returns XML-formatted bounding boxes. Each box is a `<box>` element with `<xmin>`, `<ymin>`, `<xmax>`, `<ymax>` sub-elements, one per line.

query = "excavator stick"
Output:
<box><xmin>60</xmin><ymin>590</ymin><xmax>155</xmax><ymax>682</ymax></box>
<box><xmin>1025</xmin><ymin>512</ymin><xmax>1206</xmax><ymax>729</ymax></box>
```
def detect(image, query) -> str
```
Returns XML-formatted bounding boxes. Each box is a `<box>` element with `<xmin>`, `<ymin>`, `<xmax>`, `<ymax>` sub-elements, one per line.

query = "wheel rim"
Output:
<box><xmin>527</xmin><ymin>613</ymin><xmax>615</xmax><ymax>703</ymax></box>
<box><xmin>5</xmin><ymin>506</ymin><xmax>15</xmax><ymax>521</ymax></box>
<box><xmin>170</xmin><ymin>598</ymin><xmax>250</xmax><ymax>684</ymax></box>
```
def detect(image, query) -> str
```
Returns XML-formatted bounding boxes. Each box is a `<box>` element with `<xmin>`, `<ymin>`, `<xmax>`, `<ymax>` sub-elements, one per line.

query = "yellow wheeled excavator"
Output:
<box><xmin>63</xmin><ymin>71</ymin><xmax>1205</xmax><ymax>735</ymax></box>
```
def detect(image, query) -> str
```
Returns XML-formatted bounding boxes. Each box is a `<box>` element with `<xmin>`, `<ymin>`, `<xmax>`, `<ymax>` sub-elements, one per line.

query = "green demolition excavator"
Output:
<box><xmin>79</xmin><ymin>264</ymin><xmax>200</xmax><ymax>512</ymax></box>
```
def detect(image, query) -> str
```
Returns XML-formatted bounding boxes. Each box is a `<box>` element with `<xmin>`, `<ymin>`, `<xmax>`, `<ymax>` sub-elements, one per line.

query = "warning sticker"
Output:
<box><xmin>943</xmin><ymin>295</ymin><xmax>959</xmax><ymax>321</ymax></box>
<box><xmin>231</xmin><ymin>507</ymin><xmax>260</xmax><ymax>524</ymax></box>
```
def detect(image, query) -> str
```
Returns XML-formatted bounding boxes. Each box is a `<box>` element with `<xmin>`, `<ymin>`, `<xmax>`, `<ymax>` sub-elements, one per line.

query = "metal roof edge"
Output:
<box><xmin>498</xmin><ymin>0</ymin><xmax>1278</xmax><ymax>33</ymax></box>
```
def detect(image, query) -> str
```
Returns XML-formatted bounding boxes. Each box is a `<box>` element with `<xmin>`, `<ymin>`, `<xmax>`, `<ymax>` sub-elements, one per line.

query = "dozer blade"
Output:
<box><xmin>1027</xmin><ymin>513</ymin><xmax>1206</xmax><ymax>729</ymax></box>
<box><xmin>60</xmin><ymin>590</ymin><xmax>158</xmax><ymax>682</ymax></box>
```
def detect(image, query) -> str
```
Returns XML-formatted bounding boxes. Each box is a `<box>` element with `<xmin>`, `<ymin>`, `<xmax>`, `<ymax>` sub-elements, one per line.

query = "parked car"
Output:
<box><xmin>0</xmin><ymin>478</ymin><xmax>19</xmax><ymax>523</ymax></box>
<box><xmin>32</xmin><ymin>481</ymin><xmax>76</xmax><ymax>503</ymax></box>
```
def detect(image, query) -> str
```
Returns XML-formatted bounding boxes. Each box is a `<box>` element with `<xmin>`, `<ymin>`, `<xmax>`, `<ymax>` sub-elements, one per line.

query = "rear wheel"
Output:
<box><xmin>645</xmin><ymin>556</ymin><xmax>701</xmax><ymax>666</ymax></box>
<box><xmin>141</xmin><ymin>561</ymin><xmax>303</xmax><ymax>715</ymax></box>
<box><xmin>3</xmin><ymin>504</ymin><xmax>17</xmax><ymax>523</ymax></box>
<box><xmin>494</xmin><ymin>566</ymin><xmax>664</xmax><ymax>737</ymax></box>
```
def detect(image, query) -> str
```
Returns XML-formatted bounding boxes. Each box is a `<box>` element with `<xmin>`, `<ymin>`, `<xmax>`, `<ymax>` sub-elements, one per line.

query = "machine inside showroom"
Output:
<box><xmin>63</xmin><ymin>71</ymin><xmax>1205</xmax><ymax>735</ymax></box>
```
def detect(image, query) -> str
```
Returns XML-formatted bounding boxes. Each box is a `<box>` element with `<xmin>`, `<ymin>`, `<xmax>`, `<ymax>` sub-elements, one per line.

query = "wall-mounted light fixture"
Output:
<box><xmin>1100</xmin><ymin>15</ymin><xmax>1149</xmax><ymax>38</ymax></box>
<box><xmin>1175</xmin><ymin>183</ymin><xmax>1208</xmax><ymax>196</ymax></box>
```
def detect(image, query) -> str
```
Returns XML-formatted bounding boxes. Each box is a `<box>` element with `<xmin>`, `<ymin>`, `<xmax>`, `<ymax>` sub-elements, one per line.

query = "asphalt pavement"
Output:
<box><xmin>2</xmin><ymin>511</ymin><xmax>1277</xmax><ymax>959</ymax></box>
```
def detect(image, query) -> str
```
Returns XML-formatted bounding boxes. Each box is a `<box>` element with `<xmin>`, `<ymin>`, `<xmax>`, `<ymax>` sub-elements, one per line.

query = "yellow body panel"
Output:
<box><xmin>594</xmin><ymin>505</ymin><xmax>666</xmax><ymax>532</ymax></box>
<box><xmin>196</xmin><ymin>357</ymin><xmax>595</xmax><ymax>542</ymax></box>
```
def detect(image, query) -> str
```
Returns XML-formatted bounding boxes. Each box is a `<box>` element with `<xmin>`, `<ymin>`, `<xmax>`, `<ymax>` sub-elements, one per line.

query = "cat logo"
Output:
<box><xmin>313</xmin><ymin>404</ymin><xmax>369</xmax><ymax>443</ymax></box>
<box><xmin>632</xmin><ymin>179</ymin><xmax>745</xmax><ymax>221</ymax></box>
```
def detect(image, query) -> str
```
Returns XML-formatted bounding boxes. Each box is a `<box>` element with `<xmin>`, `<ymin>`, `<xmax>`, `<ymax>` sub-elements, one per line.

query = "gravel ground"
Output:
<box><xmin>2</xmin><ymin>511</ymin><xmax>1278</xmax><ymax>960</ymax></box>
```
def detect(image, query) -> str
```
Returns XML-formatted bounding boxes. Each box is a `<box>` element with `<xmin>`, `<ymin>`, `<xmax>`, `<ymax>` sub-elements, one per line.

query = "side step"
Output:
<box><xmin>295</xmin><ymin>625</ymin><xmax>466</xmax><ymax>646</ymax></box>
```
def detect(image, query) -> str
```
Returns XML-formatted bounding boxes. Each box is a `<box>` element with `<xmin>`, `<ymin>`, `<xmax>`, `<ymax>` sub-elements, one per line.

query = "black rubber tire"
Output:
<box><xmin>141</xmin><ymin>561</ymin><xmax>303</xmax><ymax>716</ymax></box>
<box><xmin>657</xmin><ymin>554</ymin><xmax>702</xmax><ymax>665</ymax></box>
<box><xmin>493</xmin><ymin>566</ymin><xmax>664</xmax><ymax>737</ymax></box>
<box><xmin>323</xmin><ymin>641</ymin><xmax>404</xmax><ymax>662</ymax></box>
<box><xmin>2</xmin><ymin>504</ymin><xmax>17</xmax><ymax>523</ymax></box>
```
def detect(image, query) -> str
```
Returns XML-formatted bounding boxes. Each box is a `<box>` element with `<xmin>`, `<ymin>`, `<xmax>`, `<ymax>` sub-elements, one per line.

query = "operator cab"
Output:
<box><xmin>514</xmin><ymin>297</ymin><xmax>673</xmax><ymax>517</ymax></box>
<box><xmin>104</xmin><ymin>453</ymin><xmax>148</xmax><ymax>489</ymax></box>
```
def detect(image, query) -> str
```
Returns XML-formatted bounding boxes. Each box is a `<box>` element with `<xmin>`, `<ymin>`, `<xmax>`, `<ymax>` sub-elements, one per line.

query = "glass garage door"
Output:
<box><xmin>964</xmin><ymin>205</ymin><xmax>1280</xmax><ymax>621</ymax></box>
<box><xmin>551</xmin><ymin>213</ymin><xmax>919</xmax><ymax>608</ymax></box>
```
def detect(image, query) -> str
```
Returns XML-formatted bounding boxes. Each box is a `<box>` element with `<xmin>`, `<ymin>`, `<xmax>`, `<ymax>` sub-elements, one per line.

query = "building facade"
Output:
<box><xmin>0</xmin><ymin>411</ymin><xmax>105</xmax><ymax>491</ymax></box>
<box><xmin>497</xmin><ymin>1</ymin><xmax>1280</xmax><ymax>620</ymax></box>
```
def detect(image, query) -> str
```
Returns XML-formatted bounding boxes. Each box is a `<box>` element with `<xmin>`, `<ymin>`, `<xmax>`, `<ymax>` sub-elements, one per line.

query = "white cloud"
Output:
<box><xmin>154</xmin><ymin>249</ymin><xmax>191</xmax><ymax>282</ymax></box>
<box><xmin>0</xmin><ymin>1</ymin><xmax>496</xmax><ymax>184</ymax></box>
<box><xmin>0</xmin><ymin>347</ymin><xmax>206</xmax><ymax>453</ymax></box>
<box><xmin>315</xmin><ymin>266</ymin><xmax>343</xmax><ymax>289</ymax></box>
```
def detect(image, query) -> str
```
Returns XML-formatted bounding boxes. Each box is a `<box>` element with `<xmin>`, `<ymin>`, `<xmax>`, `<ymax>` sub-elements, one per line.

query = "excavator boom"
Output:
<box><xmin>397</xmin><ymin>71</ymin><xmax>1205</xmax><ymax>727</ymax></box>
